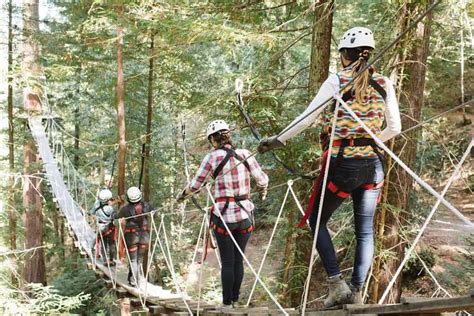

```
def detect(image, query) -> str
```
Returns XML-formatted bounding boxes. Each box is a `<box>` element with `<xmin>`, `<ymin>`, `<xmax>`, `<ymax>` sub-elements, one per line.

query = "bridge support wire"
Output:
<box><xmin>332</xmin><ymin>94</ymin><xmax>474</xmax><ymax>302</ymax></box>
<box><xmin>246</xmin><ymin>183</ymin><xmax>291</xmax><ymax>307</ymax></box>
<box><xmin>378</xmin><ymin>139</ymin><xmax>473</xmax><ymax>303</ymax></box>
<box><xmin>118</xmin><ymin>223</ymin><xmax>146</xmax><ymax>308</ymax></box>
<box><xmin>205</xmin><ymin>185</ymin><xmax>289</xmax><ymax>316</ymax></box>
<box><xmin>301</xmin><ymin>101</ymin><xmax>340</xmax><ymax>315</ymax></box>
<box><xmin>159</xmin><ymin>216</ymin><xmax>193</xmax><ymax>315</ymax></box>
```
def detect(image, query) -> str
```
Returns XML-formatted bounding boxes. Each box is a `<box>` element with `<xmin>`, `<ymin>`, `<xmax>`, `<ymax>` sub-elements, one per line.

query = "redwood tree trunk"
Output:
<box><xmin>7</xmin><ymin>0</ymin><xmax>17</xmax><ymax>284</ymax></box>
<box><xmin>116</xmin><ymin>22</ymin><xmax>126</xmax><ymax>199</ymax></box>
<box><xmin>142</xmin><ymin>32</ymin><xmax>154</xmax><ymax>275</ymax></box>
<box><xmin>22</xmin><ymin>0</ymin><xmax>45</xmax><ymax>286</ymax></box>
<box><xmin>143</xmin><ymin>32</ymin><xmax>154</xmax><ymax>202</ymax></box>
<box><xmin>370</xmin><ymin>2</ymin><xmax>433</xmax><ymax>304</ymax></box>
<box><xmin>308</xmin><ymin>0</ymin><xmax>334</xmax><ymax>96</ymax></box>
<box><xmin>282</xmin><ymin>0</ymin><xmax>334</xmax><ymax>306</ymax></box>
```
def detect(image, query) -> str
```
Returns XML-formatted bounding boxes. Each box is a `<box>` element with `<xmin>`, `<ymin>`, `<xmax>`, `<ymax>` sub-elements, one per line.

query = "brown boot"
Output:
<box><xmin>349</xmin><ymin>283</ymin><xmax>363</xmax><ymax>305</ymax></box>
<box><xmin>323</xmin><ymin>275</ymin><xmax>352</xmax><ymax>308</ymax></box>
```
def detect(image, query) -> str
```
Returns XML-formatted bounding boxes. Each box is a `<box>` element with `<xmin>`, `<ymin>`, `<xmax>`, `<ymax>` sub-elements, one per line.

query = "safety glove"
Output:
<box><xmin>257</xmin><ymin>136</ymin><xmax>284</xmax><ymax>154</ymax></box>
<box><xmin>176</xmin><ymin>186</ymin><xmax>192</xmax><ymax>203</ymax></box>
<box><xmin>256</xmin><ymin>185</ymin><xmax>268</xmax><ymax>202</ymax></box>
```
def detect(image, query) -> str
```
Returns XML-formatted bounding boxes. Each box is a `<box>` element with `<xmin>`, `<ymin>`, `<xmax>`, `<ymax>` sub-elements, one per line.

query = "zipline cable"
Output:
<box><xmin>235</xmin><ymin>78</ymin><xmax>315</xmax><ymax>180</ymax></box>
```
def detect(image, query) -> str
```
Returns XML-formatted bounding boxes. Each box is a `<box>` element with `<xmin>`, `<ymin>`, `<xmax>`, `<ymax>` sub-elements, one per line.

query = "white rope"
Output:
<box><xmin>246</xmin><ymin>183</ymin><xmax>291</xmax><ymax>306</ymax></box>
<box><xmin>378</xmin><ymin>138</ymin><xmax>473</xmax><ymax>303</ymax></box>
<box><xmin>196</xmin><ymin>209</ymin><xmax>208</xmax><ymax>316</ymax></box>
<box><xmin>288</xmin><ymin>181</ymin><xmax>310</xmax><ymax>228</ymax></box>
<box><xmin>414</xmin><ymin>251</ymin><xmax>451</xmax><ymax>298</ymax></box>
<box><xmin>118</xmin><ymin>223</ymin><xmax>146</xmax><ymax>308</ymax></box>
<box><xmin>97</xmin><ymin>224</ymin><xmax>117</xmax><ymax>288</ymax></box>
<box><xmin>205</xmin><ymin>185</ymin><xmax>289</xmax><ymax>316</ymax></box>
<box><xmin>335</xmin><ymin>95</ymin><xmax>474</xmax><ymax>228</ymax></box>
<box><xmin>191</xmin><ymin>214</ymin><xmax>206</xmax><ymax>266</ymax></box>
<box><xmin>160</xmin><ymin>216</ymin><xmax>193</xmax><ymax>315</ymax></box>
<box><xmin>301</xmin><ymin>101</ymin><xmax>339</xmax><ymax>315</ymax></box>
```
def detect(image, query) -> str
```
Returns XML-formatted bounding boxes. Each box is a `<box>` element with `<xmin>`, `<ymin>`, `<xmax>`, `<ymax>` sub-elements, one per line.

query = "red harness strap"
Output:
<box><xmin>211</xmin><ymin>222</ymin><xmax>254</xmax><ymax>236</ymax></box>
<box><xmin>298</xmin><ymin>150</ymin><xmax>329</xmax><ymax>228</ymax></box>
<box><xmin>327</xmin><ymin>181</ymin><xmax>351</xmax><ymax>198</ymax></box>
<box><xmin>298</xmin><ymin>150</ymin><xmax>384</xmax><ymax>227</ymax></box>
<box><xmin>360</xmin><ymin>181</ymin><xmax>384</xmax><ymax>190</ymax></box>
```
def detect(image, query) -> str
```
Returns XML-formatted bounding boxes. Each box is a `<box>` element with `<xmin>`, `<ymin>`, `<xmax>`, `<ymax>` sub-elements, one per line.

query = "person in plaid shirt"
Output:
<box><xmin>177</xmin><ymin>119</ymin><xmax>268</xmax><ymax>309</ymax></box>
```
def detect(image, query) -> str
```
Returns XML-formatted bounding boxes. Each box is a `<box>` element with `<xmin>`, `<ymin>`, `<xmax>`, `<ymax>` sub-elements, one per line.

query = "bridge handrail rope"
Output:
<box><xmin>97</xmin><ymin>224</ymin><xmax>117</xmax><ymax>289</ymax></box>
<box><xmin>205</xmin><ymin>185</ymin><xmax>289</xmax><ymax>316</ymax></box>
<box><xmin>377</xmin><ymin>137</ymin><xmax>473</xmax><ymax>303</ymax></box>
<box><xmin>157</xmin><ymin>217</ymin><xmax>193</xmax><ymax>315</ymax></box>
<box><xmin>246</xmin><ymin>183</ymin><xmax>291</xmax><ymax>306</ymax></box>
<box><xmin>301</xmin><ymin>100</ymin><xmax>340</xmax><ymax>315</ymax></box>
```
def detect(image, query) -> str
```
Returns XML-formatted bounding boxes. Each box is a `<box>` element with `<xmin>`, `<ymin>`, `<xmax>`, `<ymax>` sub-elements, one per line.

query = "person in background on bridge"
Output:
<box><xmin>177</xmin><ymin>120</ymin><xmax>269</xmax><ymax>310</ymax></box>
<box><xmin>89</xmin><ymin>188</ymin><xmax>118</xmax><ymax>267</ymax></box>
<box><xmin>258</xmin><ymin>27</ymin><xmax>401</xmax><ymax>308</ymax></box>
<box><xmin>115</xmin><ymin>186</ymin><xmax>154</xmax><ymax>287</ymax></box>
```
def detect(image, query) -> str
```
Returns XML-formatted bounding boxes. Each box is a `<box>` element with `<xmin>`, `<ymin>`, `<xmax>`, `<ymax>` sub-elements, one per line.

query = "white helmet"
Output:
<box><xmin>338</xmin><ymin>27</ymin><xmax>375</xmax><ymax>51</ymax></box>
<box><xmin>206</xmin><ymin>120</ymin><xmax>230</xmax><ymax>139</ymax></box>
<box><xmin>98</xmin><ymin>188</ymin><xmax>113</xmax><ymax>203</ymax></box>
<box><xmin>126</xmin><ymin>186</ymin><xmax>142</xmax><ymax>203</ymax></box>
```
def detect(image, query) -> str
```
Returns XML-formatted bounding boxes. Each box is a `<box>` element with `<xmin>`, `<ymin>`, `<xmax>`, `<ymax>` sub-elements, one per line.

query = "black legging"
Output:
<box><xmin>212</xmin><ymin>214</ymin><xmax>252</xmax><ymax>305</ymax></box>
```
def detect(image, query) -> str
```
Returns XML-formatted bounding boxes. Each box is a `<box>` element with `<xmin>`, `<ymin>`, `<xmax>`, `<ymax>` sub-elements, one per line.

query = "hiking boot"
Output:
<box><xmin>349</xmin><ymin>283</ymin><xmax>363</xmax><ymax>305</ymax></box>
<box><xmin>323</xmin><ymin>275</ymin><xmax>352</xmax><ymax>308</ymax></box>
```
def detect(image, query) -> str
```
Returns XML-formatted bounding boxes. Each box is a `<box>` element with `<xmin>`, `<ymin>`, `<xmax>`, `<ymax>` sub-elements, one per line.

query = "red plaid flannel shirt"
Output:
<box><xmin>189</xmin><ymin>144</ymin><xmax>269</xmax><ymax>223</ymax></box>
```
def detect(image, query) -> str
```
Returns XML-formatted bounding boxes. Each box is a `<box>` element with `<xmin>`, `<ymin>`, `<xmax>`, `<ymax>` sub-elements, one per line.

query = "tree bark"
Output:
<box><xmin>143</xmin><ymin>32</ymin><xmax>154</xmax><ymax>202</ymax></box>
<box><xmin>116</xmin><ymin>17</ymin><xmax>126</xmax><ymax>199</ymax></box>
<box><xmin>7</xmin><ymin>0</ymin><xmax>17</xmax><ymax>285</ymax></box>
<box><xmin>73</xmin><ymin>106</ymin><xmax>80</xmax><ymax>167</ymax></box>
<box><xmin>22</xmin><ymin>0</ymin><xmax>45</xmax><ymax>286</ymax></box>
<box><xmin>282</xmin><ymin>0</ymin><xmax>334</xmax><ymax>306</ymax></box>
<box><xmin>142</xmin><ymin>32</ymin><xmax>155</xmax><ymax>276</ymax></box>
<box><xmin>369</xmin><ymin>2</ymin><xmax>433</xmax><ymax>304</ymax></box>
<box><xmin>307</xmin><ymin>0</ymin><xmax>334</xmax><ymax>96</ymax></box>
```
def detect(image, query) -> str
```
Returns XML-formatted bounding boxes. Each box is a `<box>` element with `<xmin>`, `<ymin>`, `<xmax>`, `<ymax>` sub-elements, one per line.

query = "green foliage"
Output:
<box><xmin>403</xmin><ymin>247</ymin><xmax>436</xmax><ymax>280</ymax></box>
<box><xmin>27</xmin><ymin>283</ymin><xmax>90</xmax><ymax>314</ymax></box>
<box><xmin>51</xmin><ymin>256</ymin><xmax>115</xmax><ymax>314</ymax></box>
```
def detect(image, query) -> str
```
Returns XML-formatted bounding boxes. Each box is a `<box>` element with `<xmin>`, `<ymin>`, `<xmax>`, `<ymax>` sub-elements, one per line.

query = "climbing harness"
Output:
<box><xmin>212</xmin><ymin>146</ymin><xmax>251</xmax><ymax>180</ymax></box>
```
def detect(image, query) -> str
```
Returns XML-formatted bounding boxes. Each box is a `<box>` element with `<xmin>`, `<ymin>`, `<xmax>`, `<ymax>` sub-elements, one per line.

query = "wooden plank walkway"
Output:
<box><xmin>31</xmin><ymin>117</ymin><xmax>474</xmax><ymax>315</ymax></box>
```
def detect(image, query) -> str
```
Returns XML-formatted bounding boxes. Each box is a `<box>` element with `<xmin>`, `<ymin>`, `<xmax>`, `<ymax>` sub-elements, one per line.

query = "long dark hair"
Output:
<box><xmin>340</xmin><ymin>47</ymin><xmax>374</xmax><ymax>103</ymax></box>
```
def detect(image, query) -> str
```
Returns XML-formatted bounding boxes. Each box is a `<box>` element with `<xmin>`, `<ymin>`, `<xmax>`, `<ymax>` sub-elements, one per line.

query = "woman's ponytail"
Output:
<box><xmin>341</xmin><ymin>48</ymin><xmax>373</xmax><ymax>104</ymax></box>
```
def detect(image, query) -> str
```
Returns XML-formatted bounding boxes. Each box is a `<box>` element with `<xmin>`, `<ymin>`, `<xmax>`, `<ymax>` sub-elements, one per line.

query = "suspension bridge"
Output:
<box><xmin>29</xmin><ymin>97</ymin><xmax>474</xmax><ymax>316</ymax></box>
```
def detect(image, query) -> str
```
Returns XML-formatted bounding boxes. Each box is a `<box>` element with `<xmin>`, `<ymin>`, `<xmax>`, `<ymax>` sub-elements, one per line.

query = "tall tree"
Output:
<box><xmin>143</xmin><ymin>32</ymin><xmax>154</xmax><ymax>202</ymax></box>
<box><xmin>308</xmin><ymin>0</ymin><xmax>334</xmax><ymax>95</ymax></box>
<box><xmin>116</xmin><ymin>7</ymin><xmax>126</xmax><ymax>200</ymax></box>
<box><xmin>22</xmin><ymin>0</ymin><xmax>46</xmax><ymax>285</ymax></box>
<box><xmin>370</xmin><ymin>1</ymin><xmax>434</xmax><ymax>304</ymax></box>
<box><xmin>282</xmin><ymin>0</ymin><xmax>334</xmax><ymax>305</ymax></box>
<box><xmin>7</xmin><ymin>0</ymin><xmax>17</xmax><ymax>284</ymax></box>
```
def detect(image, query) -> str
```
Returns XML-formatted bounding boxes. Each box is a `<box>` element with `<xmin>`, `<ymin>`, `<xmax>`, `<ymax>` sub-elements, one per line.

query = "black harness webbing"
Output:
<box><xmin>212</xmin><ymin>147</ymin><xmax>251</xmax><ymax>180</ymax></box>
<box><xmin>340</xmin><ymin>78</ymin><xmax>387</xmax><ymax>102</ymax></box>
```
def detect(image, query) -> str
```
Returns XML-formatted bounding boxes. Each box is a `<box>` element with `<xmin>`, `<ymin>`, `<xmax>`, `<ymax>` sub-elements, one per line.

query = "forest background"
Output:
<box><xmin>0</xmin><ymin>0</ymin><xmax>472</xmax><ymax>314</ymax></box>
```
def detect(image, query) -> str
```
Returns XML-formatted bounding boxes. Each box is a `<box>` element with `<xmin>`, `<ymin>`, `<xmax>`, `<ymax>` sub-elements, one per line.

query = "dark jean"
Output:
<box><xmin>212</xmin><ymin>214</ymin><xmax>252</xmax><ymax>305</ymax></box>
<box><xmin>309</xmin><ymin>157</ymin><xmax>384</xmax><ymax>288</ymax></box>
